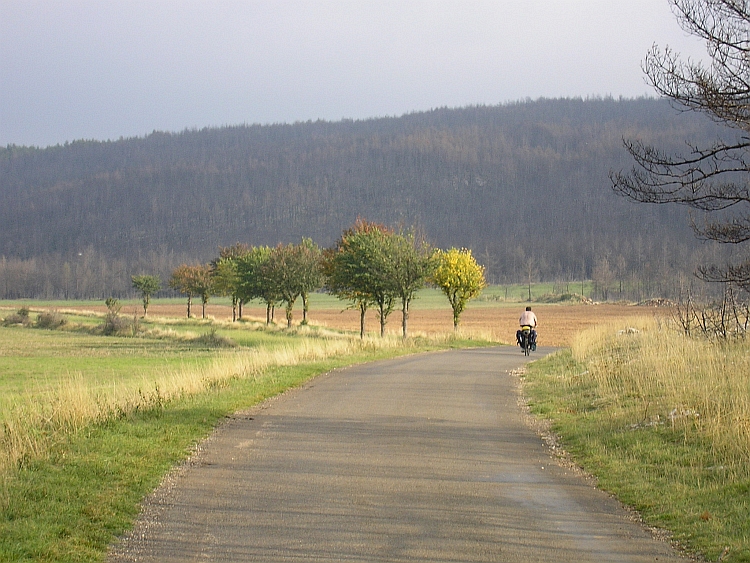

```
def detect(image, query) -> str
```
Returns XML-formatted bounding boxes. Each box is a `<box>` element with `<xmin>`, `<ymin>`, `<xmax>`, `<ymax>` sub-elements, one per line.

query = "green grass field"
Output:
<box><xmin>1</xmin><ymin>327</ymin><xmax>212</xmax><ymax>394</ymax></box>
<box><xmin>0</xmin><ymin>310</ymin><xmax>319</xmax><ymax>397</ymax></box>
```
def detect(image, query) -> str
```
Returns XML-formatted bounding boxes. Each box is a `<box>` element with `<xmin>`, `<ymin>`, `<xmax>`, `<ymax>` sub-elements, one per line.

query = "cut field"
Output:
<box><xmin>299</xmin><ymin>303</ymin><xmax>651</xmax><ymax>347</ymax></box>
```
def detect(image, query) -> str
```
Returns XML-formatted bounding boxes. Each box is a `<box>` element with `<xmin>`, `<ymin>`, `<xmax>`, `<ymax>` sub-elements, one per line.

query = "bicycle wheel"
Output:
<box><xmin>522</xmin><ymin>331</ymin><xmax>530</xmax><ymax>355</ymax></box>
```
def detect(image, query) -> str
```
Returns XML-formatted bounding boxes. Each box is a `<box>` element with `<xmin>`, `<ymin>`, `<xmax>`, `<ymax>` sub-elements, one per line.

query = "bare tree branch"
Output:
<box><xmin>612</xmin><ymin>0</ymin><xmax>750</xmax><ymax>286</ymax></box>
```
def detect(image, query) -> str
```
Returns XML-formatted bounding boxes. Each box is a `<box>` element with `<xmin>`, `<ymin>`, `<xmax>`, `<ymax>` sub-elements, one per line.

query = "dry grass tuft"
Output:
<box><xmin>571</xmin><ymin>316</ymin><xmax>750</xmax><ymax>464</ymax></box>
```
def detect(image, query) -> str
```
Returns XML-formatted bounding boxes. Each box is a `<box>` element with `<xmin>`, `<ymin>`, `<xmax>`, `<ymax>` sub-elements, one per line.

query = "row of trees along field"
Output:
<box><xmin>0</xmin><ymin>97</ymin><xmax>739</xmax><ymax>301</ymax></box>
<box><xmin>133</xmin><ymin>220</ymin><xmax>486</xmax><ymax>338</ymax></box>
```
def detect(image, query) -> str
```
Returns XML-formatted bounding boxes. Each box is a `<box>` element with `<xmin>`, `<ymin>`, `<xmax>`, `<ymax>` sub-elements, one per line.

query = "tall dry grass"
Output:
<box><xmin>570</xmin><ymin>316</ymin><xmax>750</xmax><ymax>465</ymax></box>
<box><xmin>0</xmin><ymin>332</ymin><xmax>435</xmax><ymax>478</ymax></box>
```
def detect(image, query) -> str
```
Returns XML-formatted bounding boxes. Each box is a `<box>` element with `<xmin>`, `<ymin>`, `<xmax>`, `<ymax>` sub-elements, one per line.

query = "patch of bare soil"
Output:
<box><xmin>305</xmin><ymin>305</ymin><xmax>653</xmax><ymax>346</ymax></box>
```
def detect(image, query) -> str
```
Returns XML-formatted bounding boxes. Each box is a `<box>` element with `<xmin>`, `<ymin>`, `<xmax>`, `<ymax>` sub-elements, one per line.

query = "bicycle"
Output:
<box><xmin>519</xmin><ymin>325</ymin><xmax>534</xmax><ymax>356</ymax></box>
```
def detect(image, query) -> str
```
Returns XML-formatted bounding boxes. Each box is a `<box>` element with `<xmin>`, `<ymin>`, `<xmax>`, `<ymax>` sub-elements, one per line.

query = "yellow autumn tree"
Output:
<box><xmin>432</xmin><ymin>248</ymin><xmax>487</xmax><ymax>329</ymax></box>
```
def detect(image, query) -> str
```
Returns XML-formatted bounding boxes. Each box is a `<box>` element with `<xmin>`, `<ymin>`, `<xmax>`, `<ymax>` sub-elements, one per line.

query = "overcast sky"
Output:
<box><xmin>0</xmin><ymin>0</ymin><xmax>708</xmax><ymax>148</ymax></box>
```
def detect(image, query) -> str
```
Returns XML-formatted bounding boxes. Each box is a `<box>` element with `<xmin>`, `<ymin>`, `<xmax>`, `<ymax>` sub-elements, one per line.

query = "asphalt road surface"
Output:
<box><xmin>109</xmin><ymin>346</ymin><xmax>687</xmax><ymax>562</ymax></box>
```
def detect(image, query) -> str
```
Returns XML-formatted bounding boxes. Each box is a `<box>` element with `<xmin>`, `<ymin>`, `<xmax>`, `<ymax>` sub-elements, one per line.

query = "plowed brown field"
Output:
<box><xmin>61</xmin><ymin>302</ymin><xmax>666</xmax><ymax>347</ymax></box>
<box><xmin>251</xmin><ymin>304</ymin><xmax>661</xmax><ymax>346</ymax></box>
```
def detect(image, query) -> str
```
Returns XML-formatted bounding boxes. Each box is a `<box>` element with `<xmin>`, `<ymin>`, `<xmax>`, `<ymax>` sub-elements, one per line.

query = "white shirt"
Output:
<box><xmin>519</xmin><ymin>311</ymin><xmax>537</xmax><ymax>327</ymax></box>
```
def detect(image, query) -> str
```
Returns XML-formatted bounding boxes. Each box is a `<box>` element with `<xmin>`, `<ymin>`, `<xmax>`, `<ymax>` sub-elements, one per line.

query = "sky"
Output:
<box><xmin>0</xmin><ymin>0</ymin><xmax>709</xmax><ymax>148</ymax></box>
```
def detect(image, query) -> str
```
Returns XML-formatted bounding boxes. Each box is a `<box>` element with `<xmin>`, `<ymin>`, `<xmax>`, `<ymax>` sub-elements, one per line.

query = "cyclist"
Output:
<box><xmin>516</xmin><ymin>306</ymin><xmax>538</xmax><ymax>351</ymax></box>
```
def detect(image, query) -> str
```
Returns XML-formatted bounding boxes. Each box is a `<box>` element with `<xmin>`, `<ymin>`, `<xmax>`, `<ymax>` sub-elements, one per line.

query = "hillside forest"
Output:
<box><xmin>0</xmin><ymin>97</ymin><xmax>736</xmax><ymax>301</ymax></box>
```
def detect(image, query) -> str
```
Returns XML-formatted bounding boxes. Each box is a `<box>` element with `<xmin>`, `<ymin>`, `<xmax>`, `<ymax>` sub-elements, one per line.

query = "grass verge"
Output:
<box><xmin>521</xmin><ymin>317</ymin><xmax>750</xmax><ymax>562</ymax></box>
<box><xmin>0</xmin><ymin>312</ymin><xmax>492</xmax><ymax>563</ymax></box>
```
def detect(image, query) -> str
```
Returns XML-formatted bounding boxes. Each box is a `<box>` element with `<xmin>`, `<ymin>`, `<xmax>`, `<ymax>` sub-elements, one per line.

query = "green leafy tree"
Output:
<box><xmin>131</xmin><ymin>274</ymin><xmax>161</xmax><ymax>317</ymax></box>
<box><xmin>263</xmin><ymin>244</ymin><xmax>300</xmax><ymax>328</ymax></box>
<box><xmin>168</xmin><ymin>264</ymin><xmax>213</xmax><ymax>319</ymax></box>
<box><xmin>211</xmin><ymin>243</ymin><xmax>251</xmax><ymax>321</ymax></box>
<box><xmin>297</xmin><ymin>238</ymin><xmax>324</xmax><ymax>325</ymax></box>
<box><xmin>323</xmin><ymin>219</ymin><xmax>395</xmax><ymax>338</ymax></box>
<box><xmin>322</xmin><ymin>242</ymin><xmax>371</xmax><ymax>338</ymax></box>
<box><xmin>237</xmin><ymin>246</ymin><xmax>279</xmax><ymax>324</ymax></box>
<box><xmin>263</xmin><ymin>240</ymin><xmax>323</xmax><ymax>328</ymax></box>
<box><xmin>384</xmin><ymin>230</ymin><xmax>435</xmax><ymax>338</ymax></box>
<box><xmin>362</xmin><ymin>228</ymin><xmax>398</xmax><ymax>338</ymax></box>
<box><xmin>212</xmin><ymin>258</ymin><xmax>242</xmax><ymax>321</ymax></box>
<box><xmin>191</xmin><ymin>264</ymin><xmax>214</xmax><ymax>319</ymax></box>
<box><xmin>432</xmin><ymin>248</ymin><xmax>487</xmax><ymax>329</ymax></box>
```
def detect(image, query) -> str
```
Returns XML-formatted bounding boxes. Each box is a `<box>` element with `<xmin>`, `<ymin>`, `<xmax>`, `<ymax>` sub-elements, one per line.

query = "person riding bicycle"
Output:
<box><xmin>516</xmin><ymin>306</ymin><xmax>538</xmax><ymax>350</ymax></box>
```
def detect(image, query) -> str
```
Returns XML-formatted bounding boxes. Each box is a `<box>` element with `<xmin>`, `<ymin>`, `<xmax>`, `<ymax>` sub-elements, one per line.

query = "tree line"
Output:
<box><xmin>130</xmin><ymin>220</ymin><xmax>486</xmax><ymax>337</ymax></box>
<box><xmin>0</xmin><ymin>97</ymin><xmax>735</xmax><ymax>301</ymax></box>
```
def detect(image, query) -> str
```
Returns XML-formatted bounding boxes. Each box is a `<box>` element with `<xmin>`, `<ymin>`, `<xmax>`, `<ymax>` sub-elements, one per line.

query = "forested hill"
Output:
<box><xmin>0</xmin><ymin>97</ymin><xmax>728</xmax><ymax>298</ymax></box>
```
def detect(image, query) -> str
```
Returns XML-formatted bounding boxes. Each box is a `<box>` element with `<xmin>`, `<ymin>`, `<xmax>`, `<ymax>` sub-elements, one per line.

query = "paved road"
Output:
<box><xmin>110</xmin><ymin>347</ymin><xmax>687</xmax><ymax>562</ymax></box>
